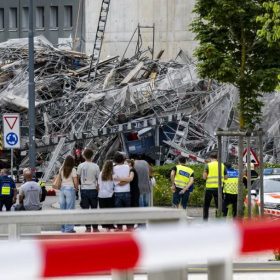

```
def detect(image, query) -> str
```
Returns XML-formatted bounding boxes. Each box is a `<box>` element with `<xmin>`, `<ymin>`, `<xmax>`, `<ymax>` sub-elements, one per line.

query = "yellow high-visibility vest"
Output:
<box><xmin>206</xmin><ymin>161</ymin><xmax>225</xmax><ymax>189</ymax></box>
<box><xmin>223</xmin><ymin>169</ymin><xmax>238</xmax><ymax>194</ymax></box>
<box><xmin>174</xmin><ymin>165</ymin><xmax>194</xmax><ymax>189</ymax></box>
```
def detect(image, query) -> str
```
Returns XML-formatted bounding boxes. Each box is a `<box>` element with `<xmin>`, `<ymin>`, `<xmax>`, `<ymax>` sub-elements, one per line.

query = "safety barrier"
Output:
<box><xmin>0</xmin><ymin>208</ymin><xmax>185</xmax><ymax>240</ymax></box>
<box><xmin>0</xmin><ymin>218</ymin><xmax>280</xmax><ymax>279</ymax></box>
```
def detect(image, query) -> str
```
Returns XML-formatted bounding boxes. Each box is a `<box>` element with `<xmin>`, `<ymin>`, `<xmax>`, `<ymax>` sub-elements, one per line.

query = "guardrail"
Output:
<box><xmin>0</xmin><ymin>207</ymin><xmax>186</xmax><ymax>280</ymax></box>
<box><xmin>0</xmin><ymin>207</ymin><xmax>185</xmax><ymax>240</ymax></box>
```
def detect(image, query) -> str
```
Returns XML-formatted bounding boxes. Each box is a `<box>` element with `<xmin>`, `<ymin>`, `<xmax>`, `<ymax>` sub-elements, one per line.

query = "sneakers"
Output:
<box><xmin>85</xmin><ymin>228</ymin><xmax>91</xmax><ymax>233</ymax></box>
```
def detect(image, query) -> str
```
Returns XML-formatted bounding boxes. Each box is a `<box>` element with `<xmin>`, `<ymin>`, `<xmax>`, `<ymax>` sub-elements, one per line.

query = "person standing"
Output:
<box><xmin>113</xmin><ymin>152</ymin><xmax>131</xmax><ymax>231</ymax></box>
<box><xmin>17</xmin><ymin>169</ymin><xmax>41</xmax><ymax>211</ymax></box>
<box><xmin>59</xmin><ymin>155</ymin><xmax>79</xmax><ymax>233</ymax></box>
<box><xmin>202</xmin><ymin>152</ymin><xmax>227</xmax><ymax>220</ymax></box>
<box><xmin>77</xmin><ymin>148</ymin><xmax>100</xmax><ymax>233</ymax></box>
<box><xmin>0</xmin><ymin>169</ymin><xmax>17</xmax><ymax>211</ymax></box>
<box><xmin>98</xmin><ymin>160</ymin><xmax>115</xmax><ymax>231</ymax></box>
<box><xmin>170</xmin><ymin>156</ymin><xmax>194</xmax><ymax>210</ymax></box>
<box><xmin>243</xmin><ymin>161</ymin><xmax>259</xmax><ymax>188</ymax></box>
<box><xmin>134</xmin><ymin>156</ymin><xmax>151</xmax><ymax>207</ymax></box>
<box><xmin>223</xmin><ymin>163</ymin><xmax>238</xmax><ymax>217</ymax></box>
<box><xmin>123</xmin><ymin>159</ymin><xmax>139</xmax><ymax>207</ymax></box>
<box><xmin>74</xmin><ymin>148</ymin><xmax>84</xmax><ymax>200</ymax></box>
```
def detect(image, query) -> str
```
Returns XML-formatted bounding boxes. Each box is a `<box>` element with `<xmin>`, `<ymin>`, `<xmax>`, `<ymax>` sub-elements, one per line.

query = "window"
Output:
<box><xmin>9</xmin><ymin>8</ymin><xmax>18</xmax><ymax>29</ymax></box>
<box><xmin>22</xmin><ymin>7</ymin><xmax>29</xmax><ymax>30</ymax></box>
<box><xmin>0</xmin><ymin>8</ymin><xmax>4</xmax><ymax>29</ymax></box>
<box><xmin>36</xmin><ymin>6</ymin><xmax>44</xmax><ymax>29</ymax></box>
<box><xmin>50</xmin><ymin>6</ymin><xmax>58</xmax><ymax>28</ymax></box>
<box><xmin>64</xmin><ymin>5</ymin><xmax>73</xmax><ymax>28</ymax></box>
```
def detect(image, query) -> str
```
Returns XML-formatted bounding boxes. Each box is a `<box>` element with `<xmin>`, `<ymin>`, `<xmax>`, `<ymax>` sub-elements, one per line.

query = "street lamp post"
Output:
<box><xmin>28</xmin><ymin>0</ymin><xmax>36</xmax><ymax>172</ymax></box>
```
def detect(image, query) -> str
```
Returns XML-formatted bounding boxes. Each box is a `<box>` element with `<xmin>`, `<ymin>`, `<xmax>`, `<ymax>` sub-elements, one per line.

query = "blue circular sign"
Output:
<box><xmin>6</xmin><ymin>132</ymin><xmax>18</xmax><ymax>146</ymax></box>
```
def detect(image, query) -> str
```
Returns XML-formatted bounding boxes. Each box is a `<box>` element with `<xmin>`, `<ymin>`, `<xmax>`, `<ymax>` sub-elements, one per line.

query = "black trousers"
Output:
<box><xmin>0</xmin><ymin>198</ymin><xmax>13</xmax><ymax>211</ymax></box>
<box><xmin>99</xmin><ymin>196</ymin><xmax>114</xmax><ymax>229</ymax></box>
<box><xmin>223</xmin><ymin>193</ymin><xmax>237</xmax><ymax>217</ymax></box>
<box><xmin>203</xmin><ymin>189</ymin><xmax>218</xmax><ymax>220</ymax></box>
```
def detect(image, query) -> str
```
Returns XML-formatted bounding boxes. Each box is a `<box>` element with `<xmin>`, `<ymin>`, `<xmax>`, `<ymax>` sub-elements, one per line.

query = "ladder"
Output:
<box><xmin>164</xmin><ymin>117</ymin><xmax>190</xmax><ymax>159</ymax></box>
<box><xmin>41</xmin><ymin>137</ymin><xmax>66</xmax><ymax>182</ymax></box>
<box><xmin>88</xmin><ymin>0</ymin><xmax>111</xmax><ymax>81</ymax></box>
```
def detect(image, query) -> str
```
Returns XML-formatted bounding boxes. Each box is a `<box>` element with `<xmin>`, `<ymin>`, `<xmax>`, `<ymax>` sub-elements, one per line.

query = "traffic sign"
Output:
<box><xmin>243</xmin><ymin>148</ymin><xmax>260</xmax><ymax>166</ymax></box>
<box><xmin>3</xmin><ymin>114</ymin><xmax>20</xmax><ymax>149</ymax></box>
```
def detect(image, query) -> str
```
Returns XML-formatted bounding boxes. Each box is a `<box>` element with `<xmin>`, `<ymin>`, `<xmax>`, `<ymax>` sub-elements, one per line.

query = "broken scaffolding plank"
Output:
<box><xmin>29</xmin><ymin>112</ymin><xmax>182</xmax><ymax>151</ymax></box>
<box><xmin>163</xmin><ymin>140</ymin><xmax>206</xmax><ymax>163</ymax></box>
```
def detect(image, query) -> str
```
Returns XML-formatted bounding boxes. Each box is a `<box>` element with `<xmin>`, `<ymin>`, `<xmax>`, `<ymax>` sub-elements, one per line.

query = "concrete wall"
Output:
<box><xmin>84</xmin><ymin>0</ymin><xmax>197</xmax><ymax>61</ymax></box>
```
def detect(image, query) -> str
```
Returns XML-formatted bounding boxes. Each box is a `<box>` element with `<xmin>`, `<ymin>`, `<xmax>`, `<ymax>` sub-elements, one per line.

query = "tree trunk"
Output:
<box><xmin>237</xmin><ymin>29</ymin><xmax>246</xmax><ymax>217</ymax></box>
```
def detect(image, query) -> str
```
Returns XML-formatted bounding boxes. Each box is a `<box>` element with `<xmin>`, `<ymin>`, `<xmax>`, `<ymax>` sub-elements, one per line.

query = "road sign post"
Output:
<box><xmin>28</xmin><ymin>0</ymin><xmax>36</xmax><ymax>172</ymax></box>
<box><xmin>2</xmin><ymin>114</ymin><xmax>21</xmax><ymax>176</ymax></box>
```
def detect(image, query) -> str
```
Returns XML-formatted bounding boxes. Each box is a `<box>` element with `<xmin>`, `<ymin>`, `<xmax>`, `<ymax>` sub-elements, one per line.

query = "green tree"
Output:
<box><xmin>258</xmin><ymin>1</ymin><xmax>280</xmax><ymax>89</ymax></box>
<box><xmin>257</xmin><ymin>1</ymin><xmax>280</xmax><ymax>44</ymax></box>
<box><xmin>191</xmin><ymin>0</ymin><xmax>280</xmax><ymax>129</ymax></box>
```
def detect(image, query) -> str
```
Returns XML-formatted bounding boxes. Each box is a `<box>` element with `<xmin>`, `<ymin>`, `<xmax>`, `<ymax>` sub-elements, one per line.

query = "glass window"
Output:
<box><xmin>50</xmin><ymin>6</ymin><xmax>58</xmax><ymax>28</ymax></box>
<box><xmin>64</xmin><ymin>5</ymin><xmax>73</xmax><ymax>28</ymax></box>
<box><xmin>9</xmin><ymin>8</ymin><xmax>18</xmax><ymax>29</ymax></box>
<box><xmin>36</xmin><ymin>6</ymin><xmax>44</xmax><ymax>29</ymax></box>
<box><xmin>22</xmin><ymin>7</ymin><xmax>29</xmax><ymax>30</ymax></box>
<box><xmin>264</xmin><ymin>179</ymin><xmax>280</xmax><ymax>193</ymax></box>
<box><xmin>0</xmin><ymin>8</ymin><xmax>4</xmax><ymax>29</ymax></box>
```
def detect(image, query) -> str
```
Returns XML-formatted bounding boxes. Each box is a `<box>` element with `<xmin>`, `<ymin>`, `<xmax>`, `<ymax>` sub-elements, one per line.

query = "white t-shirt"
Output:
<box><xmin>113</xmin><ymin>164</ymin><xmax>130</xmax><ymax>193</ymax></box>
<box><xmin>98</xmin><ymin>172</ymin><xmax>114</xmax><ymax>198</ymax></box>
<box><xmin>60</xmin><ymin>168</ymin><xmax>77</xmax><ymax>187</ymax></box>
<box><xmin>77</xmin><ymin>161</ymin><xmax>100</xmax><ymax>190</ymax></box>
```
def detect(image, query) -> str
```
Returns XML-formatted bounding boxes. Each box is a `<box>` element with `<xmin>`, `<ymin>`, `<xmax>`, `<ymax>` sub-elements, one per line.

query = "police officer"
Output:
<box><xmin>0</xmin><ymin>169</ymin><xmax>17</xmax><ymax>211</ymax></box>
<box><xmin>243</xmin><ymin>161</ymin><xmax>258</xmax><ymax>188</ymax></box>
<box><xmin>203</xmin><ymin>152</ymin><xmax>227</xmax><ymax>220</ymax></box>
<box><xmin>170</xmin><ymin>156</ymin><xmax>194</xmax><ymax>210</ymax></box>
<box><xmin>223</xmin><ymin>163</ymin><xmax>238</xmax><ymax>217</ymax></box>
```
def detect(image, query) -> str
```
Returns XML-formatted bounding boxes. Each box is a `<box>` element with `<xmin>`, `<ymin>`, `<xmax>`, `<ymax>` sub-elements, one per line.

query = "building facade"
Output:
<box><xmin>0</xmin><ymin>0</ymin><xmax>196</xmax><ymax>59</ymax></box>
<box><xmin>0</xmin><ymin>0</ymin><xmax>84</xmax><ymax>50</ymax></box>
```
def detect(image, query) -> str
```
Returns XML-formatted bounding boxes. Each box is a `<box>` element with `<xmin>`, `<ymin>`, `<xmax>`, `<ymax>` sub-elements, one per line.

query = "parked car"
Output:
<box><xmin>247</xmin><ymin>173</ymin><xmax>280</xmax><ymax>216</ymax></box>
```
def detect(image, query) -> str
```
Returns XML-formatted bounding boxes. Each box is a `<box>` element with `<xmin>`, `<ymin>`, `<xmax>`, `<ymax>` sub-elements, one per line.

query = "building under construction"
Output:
<box><xmin>0</xmin><ymin>0</ymin><xmax>279</xmax><ymax>182</ymax></box>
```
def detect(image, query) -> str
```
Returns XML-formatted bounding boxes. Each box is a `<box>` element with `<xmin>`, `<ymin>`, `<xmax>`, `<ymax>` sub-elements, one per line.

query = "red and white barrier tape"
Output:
<box><xmin>1</xmin><ymin>219</ymin><xmax>280</xmax><ymax>279</ymax></box>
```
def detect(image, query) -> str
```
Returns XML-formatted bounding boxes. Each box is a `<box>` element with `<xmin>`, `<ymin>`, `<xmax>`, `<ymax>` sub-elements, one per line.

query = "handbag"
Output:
<box><xmin>52</xmin><ymin>171</ymin><xmax>62</xmax><ymax>190</ymax></box>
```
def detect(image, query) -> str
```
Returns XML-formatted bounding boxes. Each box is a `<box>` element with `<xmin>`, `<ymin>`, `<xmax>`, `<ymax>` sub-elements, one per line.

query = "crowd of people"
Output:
<box><xmin>57</xmin><ymin>149</ymin><xmax>153</xmax><ymax>233</ymax></box>
<box><xmin>0</xmin><ymin>148</ymin><xmax>258</xmax><ymax>232</ymax></box>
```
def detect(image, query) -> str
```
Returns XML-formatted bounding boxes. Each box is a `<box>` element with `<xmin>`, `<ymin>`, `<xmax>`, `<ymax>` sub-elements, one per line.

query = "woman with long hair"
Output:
<box><xmin>59</xmin><ymin>155</ymin><xmax>78</xmax><ymax>233</ymax></box>
<box><xmin>98</xmin><ymin>160</ymin><xmax>115</xmax><ymax>231</ymax></box>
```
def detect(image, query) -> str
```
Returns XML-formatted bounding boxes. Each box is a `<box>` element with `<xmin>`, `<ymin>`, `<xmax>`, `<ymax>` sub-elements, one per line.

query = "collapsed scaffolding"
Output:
<box><xmin>0</xmin><ymin>36</ymin><xmax>279</xmax><ymax>181</ymax></box>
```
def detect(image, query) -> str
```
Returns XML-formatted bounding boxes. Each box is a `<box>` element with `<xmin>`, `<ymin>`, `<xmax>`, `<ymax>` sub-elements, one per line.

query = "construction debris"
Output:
<box><xmin>0</xmin><ymin>36</ymin><xmax>279</xmax><ymax>180</ymax></box>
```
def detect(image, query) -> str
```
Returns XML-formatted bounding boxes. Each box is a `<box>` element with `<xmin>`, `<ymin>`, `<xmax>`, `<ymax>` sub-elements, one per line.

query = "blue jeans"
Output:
<box><xmin>139</xmin><ymin>192</ymin><xmax>150</xmax><ymax>207</ymax></box>
<box><xmin>59</xmin><ymin>186</ymin><xmax>75</xmax><ymax>232</ymax></box>
<box><xmin>114</xmin><ymin>192</ymin><xmax>131</xmax><ymax>208</ymax></box>
<box><xmin>172</xmin><ymin>187</ymin><xmax>190</xmax><ymax>209</ymax></box>
<box><xmin>80</xmin><ymin>189</ymin><xmax>98</xmax><ymax>230</ymax></box>
<box><xmin>115</xmin><ymin>192</ymin><xmax>131</xmax><ymax>230</ymax></box>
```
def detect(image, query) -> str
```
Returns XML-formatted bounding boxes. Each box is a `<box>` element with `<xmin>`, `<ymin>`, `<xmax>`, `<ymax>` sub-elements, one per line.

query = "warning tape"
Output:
<box><xmin>1</xmin><ymin>219</ymin><xmax>280</xmax><ymax>279</ymax></box>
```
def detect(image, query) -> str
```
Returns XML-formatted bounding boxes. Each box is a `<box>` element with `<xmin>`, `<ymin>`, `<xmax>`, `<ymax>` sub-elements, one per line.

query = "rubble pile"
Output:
<box><xmin>0</xmin><ymin>36</ymin><xmax>279</xmax><ymax>179</ymax></box>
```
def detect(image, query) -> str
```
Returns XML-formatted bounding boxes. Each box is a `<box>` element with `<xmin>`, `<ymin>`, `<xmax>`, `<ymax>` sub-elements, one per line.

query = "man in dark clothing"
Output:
<box><xmin>243</xmin><ymin>162</ymin><xmax>259</xmax><ymax>188</ymax></box>
<box><xmin>203</xmin><ymin>152</ymin><xmax>227</xmax><ymax>220</ymax></box>
<box><xmin>0</xmin><ymin>169</ymin><xmax>17</xmax><ymax>211</ymax></box>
